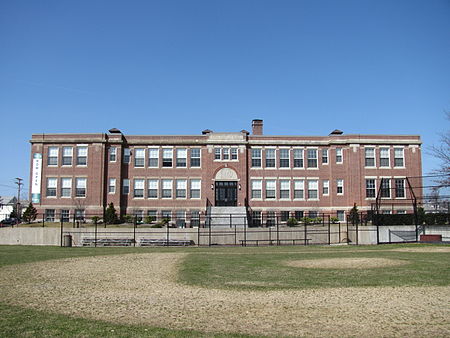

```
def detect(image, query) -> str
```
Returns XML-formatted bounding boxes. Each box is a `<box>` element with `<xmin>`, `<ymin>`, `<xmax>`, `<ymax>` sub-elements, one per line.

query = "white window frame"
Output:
<box><xmin>122</xmin><ymin>179</ymin><xmax>130</xmax><ymax>195</ymax></box>
<box><xmin>190</xmin><ymin>148</ymin><xmax>201</xmax><ymax>168</ymax></box>
<box><xmin>307</xmin><ymin>180</ymin><xmax>319</xmax><ymax>200</ymax></box>
<box><xmin>293</xmin><ymin>180</ymin><xmax>305</xmax><ymax>199</ymax></box>
<box><xmin>190</xmin><ymin>179</ymin><xmax>201</xmax><ymax>199</ymax></box>
<box><xmin>61</xmin><ymin>177</ymin><xmax>72</xmax><ymax>198</ymax></box>
<box><xmin>251</xmin><ymin>179</ymin><xmax>262</xmax><ymax>199</ymax></box>
<box><xmin>365</xmin><ymin>178</ymin><xmax>376</xmax><ymax>199</ymax></box>
<box><xmin>379</xmin><ymin>147</ymin><xmax>390</xmax><ymax>168</ymax></box>
<box><xmin>162</xmin><ymin>148</ymin><xmax>173</xmax><ymax>167</ymax></box>
<box><xmin>265</xmin><ymin>180</ymin><xmax>276</xmax><ymax>199</ymax></box>
<box><xmin>108</xmin><ymin>178</ymin><xmax>116</xmax><ymax>194</ymax></box>
<box><xmin>176</xmin><ymin>148</ymin><xmax>187</xmax><ymax>168</ymax></box>
<box><xmin>76</xmin><ymin>146</ymin><xmax>88</xmax><ymax>166</ymax></box>
<box><xmin>279</xmin><ymin>179</ymin><xmax>290</xmax><ymax>199</ymax></box>
<box><xmin>123</xmin><ymin>148</ymin><xmax>131</xmax><ymax>164</ymax></box>
<box><xmin>46</xmin><ymin>177</ymin><xmax>57</xmax><ymax>197</ymax></box>
<box><xmin>336</xmin><ymin>179</ymin><xmax>344</xmax><ymax>195</ymax></box>
<box><xmin>251</xmin><ymin>148</ymin><xmax>262</xmax><ymax>168</ymax></box>
<box><xmin>162</xmin><ymin>179</ymin><xmax>173</xmax><ymax>198</ymax></box>
<box><xmin>148</xmin><ymin>148</ymin><xmax>159</xmax><ymax>168</ymax></box>
<box><xmin>394</xmin><ymin>147</ymin><xmax>405</xmax><ymax>168</ymax></box>
<box><xmin>279</xmin><ymin>149</ymin><xmax>290</xmax><ymax>168</ymax></box>
<box><xmin>306</xmin><ymin>149</ymin><xmax>318</xmax><ymax>169</ymax></box>
<box><xmin>322</xmin><ymin>180</ymin><xmax>329</xmax><ymax>196</ymax></box>
<box><xmin>109</xmin><ymin>147</ymin><xmax>117</xmax><ymax>162</ymax></box>
<box><xmin>335</xmin><ymin>148</ymin><xmax>343</xmax><ymax>164</ymax></box>
<box><xmin>293</xmin><ymin>148</ymin><xmax>304</xmax><ymax>168</ymax></box>
<box><xmin>176</xmin><ymin>179</ymin><xmax>187</xmax><ymax>199</ymax></box>
<box><xmin>147</xmin><ymin>179</ymin><xmax>159</xmax><ymax>199</ymax></box>
<box><xmin>133</xmin><ymin>179</ymin><xmax>145</xmax><ymax>198</ymax></box>
<box><xmin>134</xmin><ymin>148</ymin><xmax>145</xmax><ymax>168</ymax></box>
<box><xmin>62</xmin><ymin>146</ymin><xmax>73</xmax><ymax>166</ymax></box>
<box><xmin>75</xmin><ymin>178</ymin><xmax>87</xmax><ymax>197</ymax></box>
<box><xmin>322</xmin><ymin>148</ymin><xmax>328</xmax><ymax>165</ymax></box>
<box><xmin>364</xmin><ymin>147</ymin><xmax>376</xmax><ymax>167</ymax></box>
<box><xmin>48</xmin><ymin>147</ymin><xmax>59</xmax><ymax>166</ymax></box>
<box><xmin>265</xmin><ymin>148</ymin><xmax>276</xmax><ymax>168</ymax></box>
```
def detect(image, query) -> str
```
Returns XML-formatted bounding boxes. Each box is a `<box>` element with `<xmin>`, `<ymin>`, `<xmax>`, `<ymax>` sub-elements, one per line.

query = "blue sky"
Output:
<box><xmin>0</xmin><ymin>0</ymin><xmax>449</xmax><ymax>198</ymax></box>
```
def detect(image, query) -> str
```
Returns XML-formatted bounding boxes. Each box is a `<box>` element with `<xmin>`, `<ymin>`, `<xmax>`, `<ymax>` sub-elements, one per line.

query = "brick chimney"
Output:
<box><xmin>252</xmin><ymin>119</ymin><xmax>263</xmax><ymax>135</ymax></box>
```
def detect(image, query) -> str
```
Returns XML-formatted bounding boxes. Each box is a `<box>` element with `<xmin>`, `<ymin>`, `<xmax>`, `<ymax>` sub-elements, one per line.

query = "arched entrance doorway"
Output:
<box><xmin>214</xmin><ymin>168</ymin><xmax>238</xmax><ymax>206</ymax></box>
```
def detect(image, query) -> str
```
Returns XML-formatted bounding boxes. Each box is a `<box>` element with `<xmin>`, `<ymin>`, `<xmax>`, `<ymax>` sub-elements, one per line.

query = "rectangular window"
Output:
<box><xmin>148</xmin><ymin>148</ymin><xmax>159</xmax><ymax>167</ymax></box>
<box><xmin>123</xmin><ymin>148</ymin><xmax>131</xmax><ymax>164</ymax></box>
<box><xmin>279</xmin><ymin>180</ymin><xmax>290</xmax><ymax>199</ymax></box>
<box><xmin>122</xmin><ymin>179</ymin><xmax>130</xmax><ymax>195</ymax></box>
<box><xmin>307</xmin><ymin>149</ymin><xmax>318</xmax><ymax>168</ymax></box>
<box><xmin>231</xmin><ymin>148</ymin><xmax>238</xmax><ymax>160</ymax></box>
<box><xmin>176</xmin><ymin>179</ymin><xmax>187</xmax><ymax>198</ymax></box>
<box><xmin>251</xmin><ymin>180</ymin><xmax>262</xmax><ymax>199</ymax></box>
<box><xmin>62</xmin><ymin>147</ymin><xmax>73</xmax><ymax>166</ymax></box>
<box><xmin>161</xmin><ymin>210</ymin><xmax>172</xmax><ymax>220</ymax></box>
<box><xmin>61</xmin><ymin>178</ymin><xmax>72</xmax><ymax>197</ymax></box>
<box><xmin>294</xmin><ymin>211</ymin><xmax>304</xmax><ymax>220</ymax></box>
<box><xmin>190</xmin><ymin>210</ymin><xmax>200</xmax><ymax>227</ymax></box>
<box><xmin>281</xmin><ymin>211</ymin><xmax>290</xmax><ymax>222</ymax></box>
<box><xmin>365</xmin><ymin>148</ymin><xmax>375</xmax><ymax>167</ymax></box>
<box><xmin>75</xmin><ymin>178</ymin><xmax>87</xmax><ymax>197</ymax></box>
<box><xmin>266</xmin><ymin>211</ymin><xmax>275</xmax><ymax>227</ymax></box>
<box><xmin>279</xmin><ymin>149</ymin><xmax>290</xmax><ymax>168</ymax></box>
<box><xmin>134</xmin><ymin>210</ymin><xmax>144</xmax><ymax>223</ymax></box>
<box><xmin>265</xmin><ymin>180</ymin><xmax>276</xmax><ymax>199</ymax></box>
<box><xmin>251</xmin><ymin>149</ymin><xmax>262</xmax><ymax>167</ymax></box>
<box><xmin>395</xmin><ymin>179</ymin><xmax>405</xmax><ymax>198</ymax></box>
<box><xmin>307</xmin><ymin>180</ymin><xmax>318</xmax><ymax>199</ymax></box>
<box><xmin>162</xmin><ymin>179</ymin><xmax>173</xmax><ymax>198</ymax></box>
<box><xmin>214</xmin><ymin>148</ymin><xmax>221</xmax><ymax>160</ymax></box>
<box><xmin>336</xmin><ymin>148</ymin><xmax>343</xmax><ymax>163</ymax></box>
<box><xmin>222</xmin><ymin>148</ymin><xmax>230</xmax><ymax>160</ymax></box>
<box><xmin>134</xmin><ymin>179</ymin><xmax>144</xmax><ymax>198</ymax></box>
<box><xmin>293</xmin><ymin>149</ymin><xmax>304</xmax><ymax>168</ymax></box>
<box><xmin>76</xmin><ymin>146</ymin><xmax>88</xmax><ymax>166</ymax></box>
<box><xmin>190</xmin><ymin>179</ymin><xmax>201</xmax><ymax>198</ymax></box>
<box><xmin>46</xmin><ymin>178</ymin><xmax>57</xmax><ymax>197</ymax></box>
<box><xmin>380</xmin><ymin>147</ymin><xmax>390</xmax><ymax>167</ymax></box>
<box><xmin>366</xmin><ymin>179</ymin><xmax>376</xmax><ymax>198</ymax></box>
<box><xmin>108</xmin><ymin>178</ymin><xmax>116</xmax><ymax>194</ymax></box>
<box><xmin>45</xmin><ymin>209</ymin><xmax>55</xmax><ymax>222</ymax></box>
<box><xmin>148</xmin><ymin>179</ymin><xmax>158</xmax><ymax>198</ymax></box>
<box><xmin>109</xmin><ymin>147</ymin><xmax>117</xmax><ymax>162</ymax></box>
<box><xmin>147</xmin><ymin>210</ymin><xmax>157</xmax><ymax>219</ymax></box>
<box><xmin>190</xmin><ymin>148</ymin><xmax>201</xmax><ymax>167</ymax></box>
<box><xmin>294</xmin><ymin>180</ymin><xmax>304</xmax><ymax>199</ymax></box>
<box><xmin>322</xmin><ymin>180</ymin><xmax>329</xmax><ymax>195</ymax></box>
<box><xmin>322</xmin><ymin>149</ymin><xmax>328</xmax><ymax>164</ymax></box>
<box><xmin>381</xmin><ymin>178</ymin><xmax>391</xmax><ymax>198</ymax></box>
<box><xmin>176</xmin><ymin>210</ymin><xmax>186</xmax><ymax>222</ymax></box>
<box><xmin>75</xmin><ymin>209</ymin><xmax>85</xmax><ymax>221</ymax></box>
<box><xmin>176</xmin><ymin>148</ymin><xmax>187</xmax><ymax>167</ymax></box>
<box><xmin>162</xmin><ymin>148</ymin><xmax>173</xmax><ymax>167</ymax></box>
<box><xmin>134</xmin><ymin>148</ymin><xmax>145</xmax><ymax>168</ymax></box>
<box><xmin>48</xmin><ymin>147</ymin><xmax>58</xmax><ymax>166</ymax></box>
<box><xmin>394</xmin><ymin>148</ymin><xmax>404</xmax><ymax>167</ymax></box>
<box><xmin>252</xmin><ymin>211</ymin><xmax>261</xmax><ymax>227</ymax></box>
<box><xmin>265</xmin><ymin>149</ymin><xmax>276</xmax><ymax>168</ymax></box>
<box><xmin>336</xmin><ymin>179</ymin><xmax>344</xmax><ymax>195</ymax></box>
<box><xmin>337</xmin><ymin>210</ymin><xmax>345</xmax><ymax>222</ymax></box>
<box><xmin>61</xmin><ymin>209</ymin><xmax>70</xmax><ymax>222</ymax></box>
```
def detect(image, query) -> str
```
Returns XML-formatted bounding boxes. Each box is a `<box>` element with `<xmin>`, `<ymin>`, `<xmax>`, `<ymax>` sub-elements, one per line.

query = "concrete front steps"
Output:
<box><xmin>208</xmin><ymin>207</ymin><xmax>248</xmax><ymax>227</ymax></box>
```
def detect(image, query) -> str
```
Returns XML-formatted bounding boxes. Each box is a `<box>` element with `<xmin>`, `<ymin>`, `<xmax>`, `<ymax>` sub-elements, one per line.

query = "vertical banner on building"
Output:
<box><xmin>31</xmin><ymin>153</ymin><xmax>42</xmax><ymax>203</ymax></box>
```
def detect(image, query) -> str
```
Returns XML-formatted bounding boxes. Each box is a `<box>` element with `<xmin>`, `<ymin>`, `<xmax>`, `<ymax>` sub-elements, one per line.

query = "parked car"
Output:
<box><xmin>0</xmin><ymin>218</ymin><xmax>19</xmax><ymax>227</ymax></box>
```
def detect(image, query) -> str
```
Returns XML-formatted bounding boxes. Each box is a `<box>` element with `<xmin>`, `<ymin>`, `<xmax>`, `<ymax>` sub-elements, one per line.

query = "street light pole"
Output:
<box><xmin>15</xmin><ymin>178</ymin><xmax>23</xmax><ymax>220</ymax></box>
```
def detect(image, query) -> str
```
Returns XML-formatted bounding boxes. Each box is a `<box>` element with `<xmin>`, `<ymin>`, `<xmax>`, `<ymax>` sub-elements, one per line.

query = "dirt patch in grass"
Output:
<box><xmin>0</xmin><ymin>253</ymin><xmax>449</xmax><ymax>337</ymax></box>
<box><xmin>284</xmin><ymin>257</ymin><xmax>408</xmax><ymax>269</ymax></box>
<box><xmin>391</xmin><ymin>246</ymin><xmax>450</xmax><ymax>253</ymax></box>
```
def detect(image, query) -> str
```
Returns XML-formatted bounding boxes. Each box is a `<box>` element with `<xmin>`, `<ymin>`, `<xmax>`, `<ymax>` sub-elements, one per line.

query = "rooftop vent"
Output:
<box><xmin>202</xmin><ymin>129</ymin><xmax>213</xmax><ymax>135</ymax></box>
<box><xmin>329</xmin><ymin>129</ymin><xmax>343</xmax><ymax>135</ymax></box>
<box><xmin>109</xmin><ymin>128</ymin><xmax>122</xmax><ymax>134</ymax></box>
<box><xmin>240</xmin><ymin>129</ymin><xmax>249</xmax><ymax>135</ymax></box>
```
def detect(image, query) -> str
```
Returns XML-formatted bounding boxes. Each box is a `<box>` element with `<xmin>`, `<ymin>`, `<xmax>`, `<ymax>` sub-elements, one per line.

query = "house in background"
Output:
<box><xmin>0</xmin><ymin>196</ymin><xmax>17</xmax><ymax>221</ymax></box>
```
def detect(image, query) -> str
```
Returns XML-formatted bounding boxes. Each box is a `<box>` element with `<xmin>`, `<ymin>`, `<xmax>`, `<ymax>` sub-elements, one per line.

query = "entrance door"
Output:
<box><xmin>215</xmin><ymin>181</ymin><xmax>238</xmax><ymax>206</ymax></box>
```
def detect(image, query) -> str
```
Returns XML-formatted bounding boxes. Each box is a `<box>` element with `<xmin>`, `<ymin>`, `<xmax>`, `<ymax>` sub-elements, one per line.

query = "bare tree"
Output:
<box><xmin>429</xmin><ymin>112</ymin><xmax>450</xmax><ymax>185</ymax></box>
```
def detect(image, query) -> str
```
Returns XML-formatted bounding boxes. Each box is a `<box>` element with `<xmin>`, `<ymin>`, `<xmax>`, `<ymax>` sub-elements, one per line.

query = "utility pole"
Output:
<box><xmin>15</xmin><ymin>178</ymin><xmax>23</xmax><ymax>220</ymax></box>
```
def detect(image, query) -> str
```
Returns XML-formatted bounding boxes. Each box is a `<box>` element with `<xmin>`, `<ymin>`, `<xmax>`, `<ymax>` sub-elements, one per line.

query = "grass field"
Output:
<box><xmin>0</xmin><ymin>244</ymin><xmax>449</xmax><ymax>337</ymax></box>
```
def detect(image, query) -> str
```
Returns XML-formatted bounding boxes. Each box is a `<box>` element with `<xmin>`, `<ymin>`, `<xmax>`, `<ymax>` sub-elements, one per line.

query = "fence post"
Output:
<box><xmin>234</xmin><ymin>224</ymin><xmax>237</xmax><ymax>246</ymax></box>
<box><xmin>167</xmin><ymin>221</ymin><xmax>170</xmax><ymax>246</ymax></box>
<box><xmin>42</xmin><ymin>213</ymin><xmax>45</xmax><ymax>228</ymax></box>
<box><xmin>276</xmin><ymin>214</ymin><xmax>279</xmax><ymax>245</ymax></box>
<box><xmin>208</xmin><ymin>220</ymin><xmax>211</xmax><ymax>247</ymax></box>
<box><xmin>328</xmin><ymin>215</ymin><xmax>331</xmax><ymax>245</ymax></box>
<box><xmin>95</xmin><ymin>218</ymin><xmax>98</xmax><ymax>247</ymax></box>
<box><xmin>133</xmin><ymin>217</ymin><xmax>136</xmax><ymax>247</ymax></box>
<box><xmin>356</xmin><ymin>219</ymin><xmax>359</xmax><ymax>245</ymax></box>
<box><xmin>197</xmin><ymin>223</ymin><xmax>200</xmax><ymax>247</ymax></box>
<box><xmin>304</xmin><ymin>220</ymin><xmax>307</xmax><ymax>245</ymax></box>
<box><xmin>60</xmin><ymin>216</ymin><xmax>63</xmax><ymax>247</ymax></box>
<box><xmin>230</xmin><ymin>214</ymin><xmax>232</xmax><ymax>228</ymax></box>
